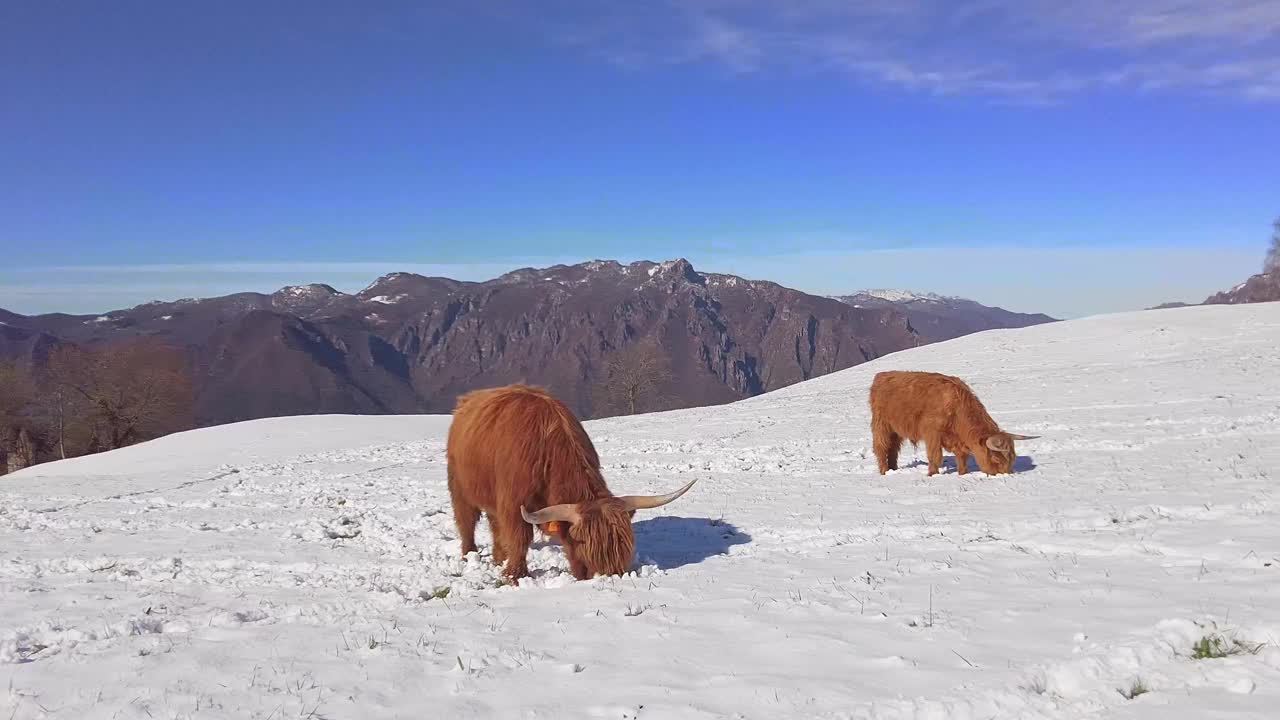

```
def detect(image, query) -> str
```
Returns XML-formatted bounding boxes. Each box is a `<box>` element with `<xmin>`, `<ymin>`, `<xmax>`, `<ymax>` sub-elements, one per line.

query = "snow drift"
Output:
<box><xmin>2</xmin><ymin>303</ymin><xmax>1279</xmax><ymax>719</ymax></box>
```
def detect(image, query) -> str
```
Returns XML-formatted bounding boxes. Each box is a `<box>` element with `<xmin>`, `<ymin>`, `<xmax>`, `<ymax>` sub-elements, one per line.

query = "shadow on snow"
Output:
<box><xmin>632</xmin><ymin>515</ymin><xmax>752</xmax><ymax>571</ymax></box>
<box><xmin>902</xmin><ymin>454</ymin><xmax>1037</xmax><ymax>474</ymax></box>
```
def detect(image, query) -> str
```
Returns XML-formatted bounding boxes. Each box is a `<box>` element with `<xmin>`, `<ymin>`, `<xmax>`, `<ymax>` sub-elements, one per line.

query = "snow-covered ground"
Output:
<box><xmin>3</xmin><ymin>303</ymin><xmax>1279</xmax><ymax>719</ymax></box>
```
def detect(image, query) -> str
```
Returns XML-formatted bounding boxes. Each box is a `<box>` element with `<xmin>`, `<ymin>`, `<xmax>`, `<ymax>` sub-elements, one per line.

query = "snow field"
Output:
<box><xmin>1</xmin><ymin>303</ymin><xmax>1279</xmax><ymax>718</ymax></box>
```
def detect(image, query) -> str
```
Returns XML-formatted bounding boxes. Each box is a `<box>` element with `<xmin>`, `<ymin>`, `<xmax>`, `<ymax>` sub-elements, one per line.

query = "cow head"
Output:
<box><xmin>521</xmin><ymin>479</ymin><xmax>697</xmax><ymax>579</ymax></box>
<box><xmin>978</xmin><ymin>432</ymin><xmax>1039</xmax><ymax>474</ymax></box>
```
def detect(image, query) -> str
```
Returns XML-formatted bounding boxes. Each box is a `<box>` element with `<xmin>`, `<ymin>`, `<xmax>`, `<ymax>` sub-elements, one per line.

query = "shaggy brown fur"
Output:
<box><xmin>869</xmin><ymin>370</ymin><xmax>1032</xmax><ymax>476</ymax></box>
<box><xmin>446</xmin><ymin>384</ymin><xmax>637</xmax><ymax>582</ymax></box>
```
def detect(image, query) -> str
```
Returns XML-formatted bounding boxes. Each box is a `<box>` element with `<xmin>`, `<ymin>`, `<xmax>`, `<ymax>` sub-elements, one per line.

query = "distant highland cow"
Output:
<box><xmin>446</xmin><ymin>384</ymin><xmax>695</xmax><ymax>582</ymax></box>
<box><xmin>870</xmin><ymin>371</ymin><xmax>1038</xmax><ymax>476</ymax></box>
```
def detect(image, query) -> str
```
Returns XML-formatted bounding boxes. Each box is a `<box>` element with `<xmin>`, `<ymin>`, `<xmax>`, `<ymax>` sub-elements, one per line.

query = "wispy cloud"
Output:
<box><xmin>505</xmin><ymin>0</ymin><xmax>1280</xmax><ymax>102</ymax></box>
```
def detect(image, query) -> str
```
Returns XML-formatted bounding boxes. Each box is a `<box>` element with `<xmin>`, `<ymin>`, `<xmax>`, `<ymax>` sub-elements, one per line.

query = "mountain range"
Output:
<box><xmin>832</xmin><ymin>289</ymin><xmax>1055</xmax><ymax>342</ymax></box>
<box><xmin>0</xmin><ymin>259</ymin><xmax>1056</xmax><ymax>424</ymax></box>
<box><xmin>1202</xmin><ymin>270</ymin><xmax>1280</xmax><ymax>306</ymax></box>
<box><xmin>1152</xmin><ymin>269</ymin><xmax>1280</xmax><ymax>310</ymax></box>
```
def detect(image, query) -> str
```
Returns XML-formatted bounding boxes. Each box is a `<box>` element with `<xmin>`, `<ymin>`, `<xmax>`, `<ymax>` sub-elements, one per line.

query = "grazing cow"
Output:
<box><xmin>869</xmin><ymin>370</ymin><xmax>1038</xmax><ymax>476</ymax></box>
<box><xmin>446</xmin><ymin>384</ymin><xmax>696</xmax><ymax>582</ymax></box>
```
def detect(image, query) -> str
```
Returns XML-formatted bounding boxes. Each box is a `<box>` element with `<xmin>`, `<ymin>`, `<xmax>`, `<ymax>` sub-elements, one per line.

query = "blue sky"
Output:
<box><xmin>1</xmin><ymin>1</ymin><xmax>1277</xmax><ymax>318</ymax></box>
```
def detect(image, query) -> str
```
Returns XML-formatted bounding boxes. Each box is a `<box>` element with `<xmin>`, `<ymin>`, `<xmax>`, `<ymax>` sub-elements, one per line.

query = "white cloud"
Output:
<box><xmin>508</xmin><ymin>0</ymin><xmax>1280</xmax><ymax>102</ymax></box>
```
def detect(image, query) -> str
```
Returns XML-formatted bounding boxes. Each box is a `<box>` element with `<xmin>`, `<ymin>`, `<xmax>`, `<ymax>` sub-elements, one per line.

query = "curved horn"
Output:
<box><xmin>619</xmin><ymin>478</ymin><xmax>698</xmax><ymax>512</ymax></box>
<box><xmin>521</xmin><ymin>503</ymin><xmax>581</xmax><ymax>526</ymax></box>
<box><xmin>1007</xmin><ymin>433</ymin><xmax>1040</xmax><ymax>440</ymax></box>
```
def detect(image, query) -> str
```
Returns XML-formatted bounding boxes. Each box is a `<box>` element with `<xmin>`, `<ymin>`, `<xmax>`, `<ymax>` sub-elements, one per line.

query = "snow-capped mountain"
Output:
<box><xmin>1152</xmin><ymin>270</ymin><xmax>1280</xmax><ymax>310</ymax></box>
<box><xmin>1203</xmin><ymin>271</ymin><xmax>1280</xmax><ymax>306</ymax></box>
<box><xmin>850</xmin><ymin>288</ymin><xmax>950</xmax><ymax>304</ymax></box>
<box><xmin>0</xmin><ymin>262</ymin><xmax>1058</xmax><ymax>429</ymax></box>
<box><xmin>0</xmin><ymin>260</ymin><xmax>931</xmax><ymax>425</ymax></box>
<box><xmin>2</xmin><ymin>302</ymin><xmax>1277</xmax><ymax>718</ymax></box>
<box><xmin>834</xmin><ymin>289</ymin><xmax>1056</xmax><ymax>342</ymax></box>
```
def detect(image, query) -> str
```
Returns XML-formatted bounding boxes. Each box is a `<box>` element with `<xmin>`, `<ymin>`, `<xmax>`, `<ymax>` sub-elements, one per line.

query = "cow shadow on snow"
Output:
<box><xmin>631</xmin><ymin>516</ymin><xmax>752</xmax><ymax>570</ymax></box>
<box><xmin>526</xmin><ymin>517</ymin><xmax>751</xmax><ymax>571</ymax></box>
<box><xmin>903</xmin><ymin>454</ymin><xmax>1037</xmax><ymax>474</ymax></box>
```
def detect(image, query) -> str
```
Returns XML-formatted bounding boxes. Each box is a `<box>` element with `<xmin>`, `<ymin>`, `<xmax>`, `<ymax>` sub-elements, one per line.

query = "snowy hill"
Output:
<box><xmin>3</xmin><ymin>303</ymin><xmax>1280</xmax><ymax>718</ymax></box>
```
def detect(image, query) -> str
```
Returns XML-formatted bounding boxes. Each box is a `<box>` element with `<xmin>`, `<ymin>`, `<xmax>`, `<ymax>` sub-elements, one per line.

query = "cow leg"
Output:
<box><xmin>925</xmin><ymin>437</ymin><xmax>944</xmax><ymax>477</ymax></box>
<box><xmin>487</xmin><ymin>515</ymin><xmax>507</xmax><ymax>566</ymax></box>
<box><xmin>872</xmin><ymin>420</ymin><xmax>902</xmax><ymax>474</ymax></box>
<box><xmin>954</xmin><ymin>447</ymin><xmax>970</xmax><ymax>475</ymax></box>
<box><xmin>495</xmin><ymin>505</ymin><xmax>533</xmax><ymax>583</ymax></box>
<box><xmin>448</xmin><ymin>467</ymin><xmax>481</xmax><ymax>557</ymax></box>
<box><xmin>563</xmin><ymin>542</ymin><xmax>590</xmax><ymax>581</ymax></box>
<box><xmin>885</xmin><ymin>433</ymin><xmax>902</xmax><ymax>471</ymax></box>
<box><xmin>452</xmin><ymin>502</ymin><xmax>480</xmax><ymax>557</ymax></box>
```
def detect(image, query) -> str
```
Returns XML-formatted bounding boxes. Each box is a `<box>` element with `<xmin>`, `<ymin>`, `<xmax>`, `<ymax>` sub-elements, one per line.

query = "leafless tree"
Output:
<box><xmin>5</xmin><ymin>427</ymin><xmax>34</xmax><ymax>474</ymax></box>
<box><xmin>0</xmin><ymin>361</ymin><xmax>37</xmax><ymax>473</ymax></box>
<box><xmin>34</xmin><ymin>370</ymin><xmax>80</xmax><ymax>460</ymax></box>
<box><xmin>43</xmin><ymin>339</ymin><xmax>196</xmax><ymax>452</ymax></box>
<box><xmin>595</xmin><ymin>342</ymin><xmax>671</xmax><ymax>417</ymax></box>
<box><xmin>0</xmin><ymin>361</ymin><xmax>33</xmax><ymax>430</ymax></box>
<box><xmin>1265</xmin><ymin>216</ymin><xmax>1280</xmax><ymax>273</ymax></box>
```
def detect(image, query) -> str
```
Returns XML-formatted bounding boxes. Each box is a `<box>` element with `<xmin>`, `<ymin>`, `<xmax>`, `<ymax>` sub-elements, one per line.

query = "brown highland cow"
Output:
<box><xmin>870</xmin><ymin>370</ymin><xmax>1038</xmax><ymax>476</ymax></box>
<box><xmin>446</xmin><ymin>384</ymin><xmax>696</xmax><ymax>582</ymax></box>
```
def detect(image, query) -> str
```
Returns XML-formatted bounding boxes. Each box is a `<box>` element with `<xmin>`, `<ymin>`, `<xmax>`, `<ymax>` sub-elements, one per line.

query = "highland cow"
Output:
<box><xmin>446</xmin><ymin>384</ymin><xmax>696</xmax><ymax>582</ymax></box>
<box><xmin>869</xmin><ymin>371</ymin><xmax>1038</xmax><ymax>476</ymax></box>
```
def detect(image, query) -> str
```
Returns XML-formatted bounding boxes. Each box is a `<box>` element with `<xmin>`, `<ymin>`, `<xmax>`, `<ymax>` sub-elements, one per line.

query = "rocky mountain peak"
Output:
<box><xmin>1203</xmin><ymin>271</ymin><xmax>1280</xmax><ymax>306</ymax></box>
<box><xmin>1</xmin><ymin>258</ymin><xmax>1057</xmax><ymax>426</ymax></box>
<box><xmin>644</xmin><ymin>258</ymin><xmax>705</xmax><ymax>286</ymax></box>
<box><xmin>271</xmin><ymin>284</ymin><xmax>345</xmax><ymax>315</ymax></box>
<box><xmin>276</xmin><ymin>283</ymin><xmax>341</xmax><ymax>298</ymax></box>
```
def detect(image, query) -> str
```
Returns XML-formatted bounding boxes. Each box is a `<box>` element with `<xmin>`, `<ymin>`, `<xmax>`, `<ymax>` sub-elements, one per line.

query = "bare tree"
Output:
<box><xmin>44</xmin><ymin>339</ymin><xmax>196</xmax><ymax>452</ymax></box>
<box><xmin>0</xmin><ymin>361</ymin><xmax>33</xmax><ymax>430</ymax></box>
<box><xmin>595</xmin><ymin>342</ymin><xmax>671</xmax><ymax>417</ymax></box>
<box><xmin>5</xmin><ymin>428</ymin><xmax>34</xmax><ymax>474</ymax></box>
<box><xmin>0</xmin><ymin>361</ymin><xmax>36</xmax><ymax>473</ymax></box>
<box><xmin>1266</xmin><ymin>216</ymin><xmax>1280</xmax><ymax>273</ymax></box>
<box><xmin>33</xmin><ymin>370</ymin><xmax>80</xmax><ymax>460</ymax></box>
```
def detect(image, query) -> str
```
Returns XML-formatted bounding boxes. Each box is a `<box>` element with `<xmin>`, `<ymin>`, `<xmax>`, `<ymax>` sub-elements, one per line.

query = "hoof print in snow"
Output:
<box><xmin>323</xmin><ymin>516</ymin><xmax>361</xmax><ymax>539</ymax></box>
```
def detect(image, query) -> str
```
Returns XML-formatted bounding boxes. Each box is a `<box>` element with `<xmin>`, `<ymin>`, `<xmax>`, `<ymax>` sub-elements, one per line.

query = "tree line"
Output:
<box><xmin>0</xmin><ymin>335</ymin><xmax>672</xmax><ymax>475</ymax></box>
<box><xmin>0</xmin><ymin>338</ymin><xmax>195</xmax><ymax>475</ymax></box>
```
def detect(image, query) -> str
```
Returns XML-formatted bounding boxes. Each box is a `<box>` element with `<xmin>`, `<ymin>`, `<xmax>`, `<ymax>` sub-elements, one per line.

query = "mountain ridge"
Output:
<box><xmin>1</xmin><ymin>259</ymin><xmax>1054</xmax><ymax>424</ymax></box>
<box><xmin>832</xmin><ymin>288</ymin><xmax>1056</xmax><ymax>343</ymax></box>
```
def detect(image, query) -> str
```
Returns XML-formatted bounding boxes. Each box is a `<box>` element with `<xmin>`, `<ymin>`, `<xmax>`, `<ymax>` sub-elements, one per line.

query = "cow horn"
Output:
<box><xmin>619</xmin><ymin>478</ymin><xmax>697</xmax><ymax>511</ymax></box>
<box><xmin>1007</xmin><ymin>433</ymin><xmax>1040</xmax><ymax>440</ymax></box>
<box><xmin>521</xmin><ymin>503</ymin><xmax>581</xmax><ymax>526</ymax></box>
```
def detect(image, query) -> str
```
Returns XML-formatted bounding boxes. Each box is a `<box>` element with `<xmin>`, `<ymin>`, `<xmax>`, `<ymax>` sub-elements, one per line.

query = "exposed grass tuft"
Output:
<box><xmin>1020</xmin><ymin>674</ymin><xmax>1047</xmax><ymax>695</ymax></box>
<box><xmin>421</xmin><ymin>585</ymin><xmax>451</xmax><ymax>601</ymax></box>
<box><xmin>1191</xmin><ymin>633</ymin><xmax>1264</xmax><ymax>659</ymax></box>
<box><xmin>624</xmin><ymin>602</ymin><xmax>651</xmax><ymax>617</ymax></box>
<box><xmin>1118</xmin><ymin>678</ymin><xmax>1149</xmax><ymax>700</ymax></box>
